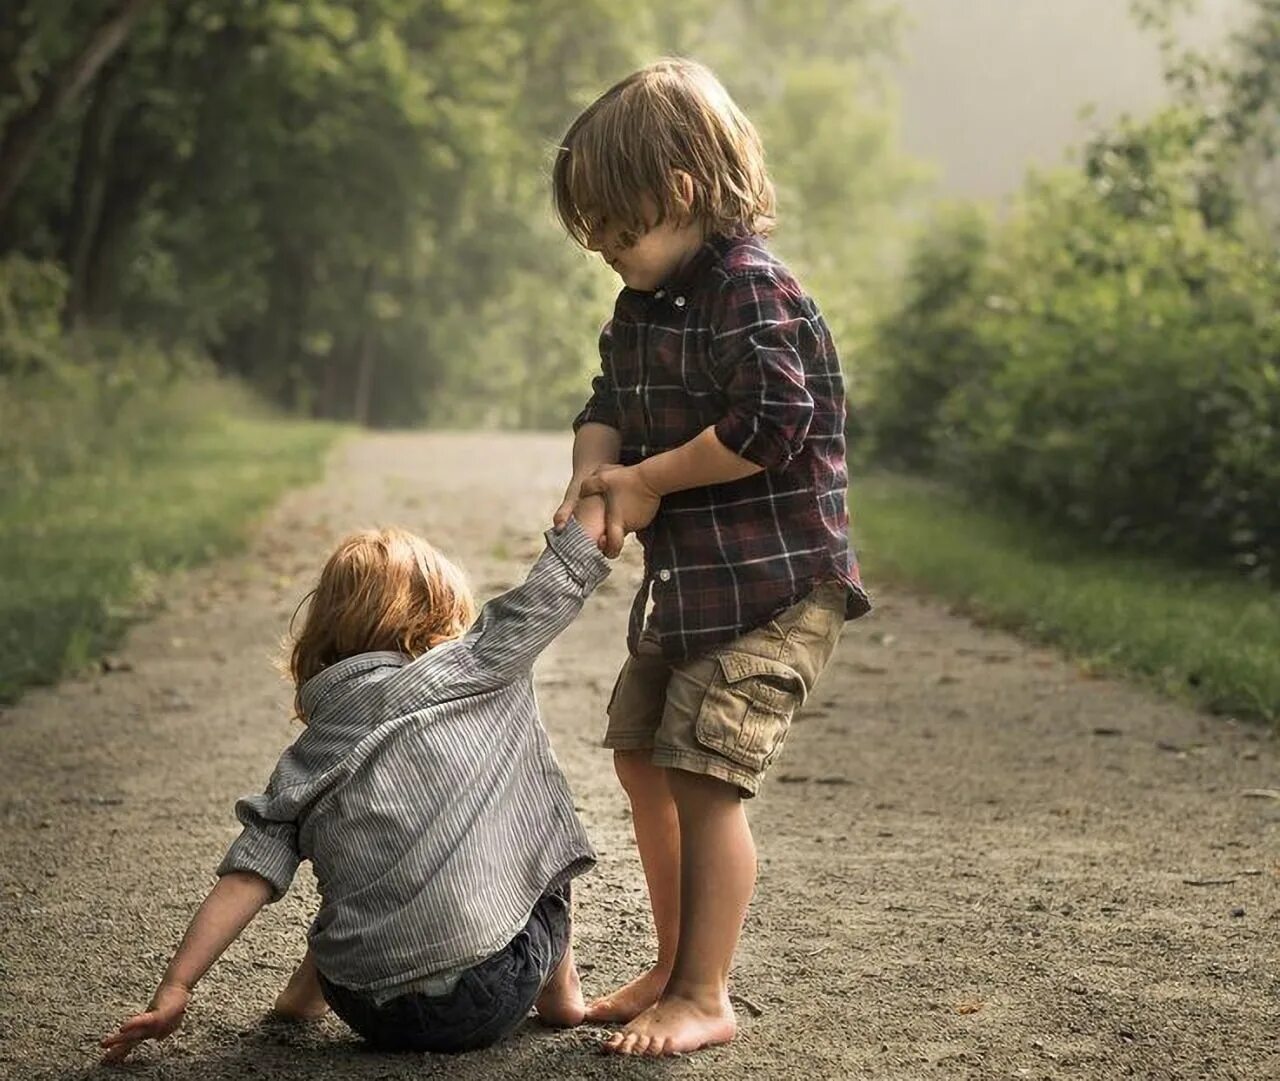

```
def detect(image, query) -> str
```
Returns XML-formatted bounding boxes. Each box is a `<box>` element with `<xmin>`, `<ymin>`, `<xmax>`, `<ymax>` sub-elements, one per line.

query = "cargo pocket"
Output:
<box><xmin>694</xmin><ymin>651</ymin><xmax>806</xmax><ymax>772</ymax></box>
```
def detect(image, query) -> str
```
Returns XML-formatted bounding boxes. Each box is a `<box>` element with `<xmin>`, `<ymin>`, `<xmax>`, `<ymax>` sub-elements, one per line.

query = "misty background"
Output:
<box><xmin>897</xmin><ymin>0</ymin><xmax>1245</xmax><ymax>198</ymax></box>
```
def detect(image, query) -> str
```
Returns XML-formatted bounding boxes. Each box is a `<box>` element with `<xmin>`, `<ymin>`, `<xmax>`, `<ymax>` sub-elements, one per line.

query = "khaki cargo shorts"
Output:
<box><xmin>603</xmin><ymin>582</ymin><xmax>847</xmax><ymax>797</ymax></box>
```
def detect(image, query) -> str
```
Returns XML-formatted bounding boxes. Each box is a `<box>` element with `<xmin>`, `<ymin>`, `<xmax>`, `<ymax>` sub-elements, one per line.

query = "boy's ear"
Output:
<box><xmin>673</xmin><ymin>170</ymin><xmax>696</xmax><ymax>216</ymax></box>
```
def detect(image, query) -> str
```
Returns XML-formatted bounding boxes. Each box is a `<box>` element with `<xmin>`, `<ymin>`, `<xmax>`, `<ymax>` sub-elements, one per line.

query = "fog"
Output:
<box><xmin>896</xmin><ymin>0</ymin><xmax>1247</xmax><ymax>198</ymax></box>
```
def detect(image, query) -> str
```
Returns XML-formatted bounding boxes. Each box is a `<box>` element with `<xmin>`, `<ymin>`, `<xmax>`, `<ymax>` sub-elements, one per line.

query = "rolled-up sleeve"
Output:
<box><xmin>710</xmin><ymin>273</ymin><xmax>816</xmax><ymax>469</ymax></box>
<box><xmin>215</xmin><ymin>775</ymin><xmax>300</xmax><ymax>902</ymax></box>
<box><xmin>572</xmin><ymin>321</ymin><xmax>620</xmax><ymax>431</ymax></box>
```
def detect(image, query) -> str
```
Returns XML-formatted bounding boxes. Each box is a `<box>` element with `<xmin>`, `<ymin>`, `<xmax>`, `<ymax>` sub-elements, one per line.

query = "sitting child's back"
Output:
<box><xmin>102</xmin><ymin>513</ymin><xmax>610</xmax><ymax>1062</ymax></box>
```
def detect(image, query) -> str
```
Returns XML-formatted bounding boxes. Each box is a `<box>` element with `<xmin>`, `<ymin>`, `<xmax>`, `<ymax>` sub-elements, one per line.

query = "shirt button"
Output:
<box><xmin>658</xmin><ymin>569</ymin><xmax>672</xmax><ymax>582</ymax></box>
<box><xmin>674</xmin><ymin>295</ymin><xmax>686</xmax><ymax>308</ymax></box>
<box><xmin>654</xmin><ymin>288</ymin><xmax>666</xmax><ymax>299</ymax></box>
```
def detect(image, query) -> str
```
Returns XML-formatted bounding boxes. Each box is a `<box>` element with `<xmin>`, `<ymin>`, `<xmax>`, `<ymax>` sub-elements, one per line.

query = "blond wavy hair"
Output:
<box><xmin>553</xmin><ymin>58</ymin><xmax>776</xmax><ymax>247</ymax></box>
<box><xmin>288</xmin><ymin>528</ymin><xmax>476</xmax><ymax>720</ymax></box>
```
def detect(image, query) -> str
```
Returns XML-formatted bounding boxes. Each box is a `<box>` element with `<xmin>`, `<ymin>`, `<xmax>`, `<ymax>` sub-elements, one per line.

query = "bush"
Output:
<box><xmin>0</xmin><ymin>254</ymin><xmax>224</xmax><ymax>490</ymax></box>
<box><xmin>0</xmin><ymin>254</ymin><xmax>68</xmax><ymax>374</ymax></box>
<box><xmin>870</xmin><ymin>110</ymin><xmax>1280</xmax><ymax>581</ymax></box>
<box><xmin>865</xmin><ymin>204</ymin><xmax>993</xmax><ymax>469</ymax></box>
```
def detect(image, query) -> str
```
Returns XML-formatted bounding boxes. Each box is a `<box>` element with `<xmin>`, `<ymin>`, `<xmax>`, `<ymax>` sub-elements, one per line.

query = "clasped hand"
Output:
<box><xmin>553</xmin><ymin>464</ymin><xmax>661</xmax><ymax>558</ymax></box>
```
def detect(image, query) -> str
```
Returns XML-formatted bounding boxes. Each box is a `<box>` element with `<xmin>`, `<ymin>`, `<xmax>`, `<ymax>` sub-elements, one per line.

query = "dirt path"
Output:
<box><xmin>1</xmin><ymin>432</ymin><xmax>1276</xmax><ymax>1081</ymax></box>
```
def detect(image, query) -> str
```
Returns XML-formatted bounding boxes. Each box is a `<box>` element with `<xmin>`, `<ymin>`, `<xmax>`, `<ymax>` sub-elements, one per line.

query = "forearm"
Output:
<box><xmin>158</xmin><ymin>871</ymin><xmax>273</xmax><ymax>993</ymax></box>
<box><xmin>467</xmin><ymin>519</ymin><xmax>611</xmax><ymax>678</ymax></box>
<box><xmin>635</xmin><ymin>425</ymin><xmax>763</xmax><ymax>497</ymax></box>
<box><xmin>571</xmin><ymin>422</ymin><xmax>622</xmax><ymax>480</ymax></box>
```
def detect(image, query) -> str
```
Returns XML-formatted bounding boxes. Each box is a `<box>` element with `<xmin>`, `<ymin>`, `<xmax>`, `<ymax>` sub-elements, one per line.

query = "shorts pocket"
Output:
<box><xmin>694</xmin><ymin>652</ymin><xmax>805</xmax><ymax>771</ymax></box>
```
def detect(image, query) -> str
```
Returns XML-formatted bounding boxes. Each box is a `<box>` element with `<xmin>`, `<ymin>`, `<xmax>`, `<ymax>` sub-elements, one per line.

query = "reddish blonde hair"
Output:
<box><xmin>553</xmin><ymin>58</ymin><xmax>776</xmax><ymax>247</ymax></box>
<box><xmin>289</xmin><ymin>528</ymin><xmax>476</xmax><ymax>720</ymax></box>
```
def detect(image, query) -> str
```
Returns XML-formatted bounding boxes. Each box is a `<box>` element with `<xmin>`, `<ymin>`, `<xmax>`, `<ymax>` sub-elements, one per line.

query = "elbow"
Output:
<box><xmin>715</xmin><ymin>404</ymin><xmax>813</xmax><ymax>470</ymax></box>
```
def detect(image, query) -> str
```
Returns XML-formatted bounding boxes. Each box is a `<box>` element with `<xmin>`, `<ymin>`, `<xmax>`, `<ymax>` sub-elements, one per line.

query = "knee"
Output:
<box><xmin>667</xmin><ymin>766</ymin><xmax>743</xmax><ymax>808</ymax></box>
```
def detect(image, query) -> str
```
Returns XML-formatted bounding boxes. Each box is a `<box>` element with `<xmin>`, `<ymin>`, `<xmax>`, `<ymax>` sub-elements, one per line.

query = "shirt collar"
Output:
<box><xmin>300</xmin><ymin>650</ymin><xmax>407</xmax><ymax>719</ymax></box>
<box><xmin>658</xmin><ymin>234</ymin><xmax>723</xmax><ymax>298</ymax></box>
<box><xmin>619</xmin><ymin>232</ymin><xmax>736</xmax><ymax>309</ymax></box>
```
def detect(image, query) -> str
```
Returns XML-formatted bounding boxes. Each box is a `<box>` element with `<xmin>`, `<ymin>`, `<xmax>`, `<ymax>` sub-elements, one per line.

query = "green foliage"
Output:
<box><xmin>866</xmin><ymin>204</ymin><xmax>990</xmax><ymax>469</ymax></box>
<box><xmin>870</xmin><ymin>107</ymin><xmax>1280</xmax><ymax>581</ymax></box>
<box><xmin>0</xmin><ymin>253</ymin><xmax>66</xmax><ymax>371</ymax></box>
<box><xmin>0</xmin><ymin>0</ymin><xmax>913</xmax><ymax>429</ymax></box>
<box><xmin>0</xmin><ymin>255</ymin><xmax>219</xmax><ymax>487</ymax></box>
<box><xmin>0</xmin><ymin>377</ymin><xmax>340</xmax><ymax>702</ymax></box>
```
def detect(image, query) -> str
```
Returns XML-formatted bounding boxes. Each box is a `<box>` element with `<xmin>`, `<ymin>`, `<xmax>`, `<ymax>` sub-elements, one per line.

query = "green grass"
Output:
<box><xmin>852</xmin><ymin>472</ymin><xmax>1280</xmax><ymax>723</ymax></box>
<box><xmin>0</xmin><ymin>411</ymin><xmax>343</xmax><ymax>702</ymax></box>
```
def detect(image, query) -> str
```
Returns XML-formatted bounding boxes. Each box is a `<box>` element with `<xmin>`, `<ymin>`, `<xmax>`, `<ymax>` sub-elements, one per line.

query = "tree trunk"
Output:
<box><xmin>351</xmin><ymin>267</ymin><xmax>379</xmax><ymax>427</ymax></box>
<box><xmin>63</xmin><ymin>59</ymin><xmax>127</xmax><ymax>330</ymax></box>
<box><xmin>0</xmin><ymin>0</ymin><xmax>154</xmax><ymax>226</ymax></box>
<box><xmin>80</xmin><ymin>169</ymin><xmax>150</xmax><ymax>324</ymax></box>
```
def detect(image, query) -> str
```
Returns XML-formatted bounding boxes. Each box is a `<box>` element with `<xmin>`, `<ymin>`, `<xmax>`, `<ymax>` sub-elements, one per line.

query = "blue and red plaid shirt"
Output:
<box><xmin>573</xmin><ymin>233</ymin><xmax>871</xmax><ymax>660</ymax></box>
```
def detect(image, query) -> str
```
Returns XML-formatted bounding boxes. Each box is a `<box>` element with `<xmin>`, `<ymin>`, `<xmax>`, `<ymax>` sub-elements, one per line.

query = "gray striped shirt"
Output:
<box><xmin>215</xmin><ymin>519</ymin><xmax>609</xmax><ymax>995</ymax></box>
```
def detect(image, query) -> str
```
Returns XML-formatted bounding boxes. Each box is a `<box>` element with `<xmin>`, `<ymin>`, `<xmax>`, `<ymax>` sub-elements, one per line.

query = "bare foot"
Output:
<box><xmin>585</xmin><ymin>964</ymin><xmax>670</xmax><ymax>1023</ymax></box>
<box><xmin>271</xmin><ymin>951</ymin><xmax>329</xmax><ymax>1022</ymax></box>
<box><xmin>270</xmin><ymin>988</ymin><xmax>329</xmax><ymax>1022</ymax></box>
<box><xmin>601</xmin><ymin>991</ymin><xmax>736</xmax><ymax>1056</ymax></box>
<box><xmin>535</xmin><ymin>943</ymin><xmax>586</xmax><ymax>1028</ymax></box>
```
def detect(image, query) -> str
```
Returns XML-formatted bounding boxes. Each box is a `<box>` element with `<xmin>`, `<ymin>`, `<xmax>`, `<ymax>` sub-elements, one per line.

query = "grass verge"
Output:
<box><xmin>0</xmin><ymin>410</ymin><xmax>342</xmax><ymax>702</ymax></box>
<box><xmin>852</xmin><ymin>472</ymin><xmax>1280</xmax><ymax>723</ymax></box>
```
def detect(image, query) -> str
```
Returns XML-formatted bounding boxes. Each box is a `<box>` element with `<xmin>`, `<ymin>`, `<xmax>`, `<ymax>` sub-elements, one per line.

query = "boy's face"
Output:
<box><xmin>587</xmin><ymin>196</ymin><xmax>704</xmax><ymax>293</ymax></box>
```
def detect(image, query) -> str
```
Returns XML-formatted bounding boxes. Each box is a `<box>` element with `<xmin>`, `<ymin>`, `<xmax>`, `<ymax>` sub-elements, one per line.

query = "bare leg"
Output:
<box><xmin>586</xmin><ymin>750</ymin><xmax>681</xmax><ymax>1023</ymax></box>
<box><xmin>272</xmin><ymin>948</ymin><xmax>329</xmax><ymax>1021</ymax></box>
<box><xmin>603</xmin><ymin>769</ymin><xmax>748</xmax><ymax>1056</ymax></box>
<box><xmin>535</xmin><ymin>931</ymin><xmax>586</xmax><ymax>1027</ymax></box>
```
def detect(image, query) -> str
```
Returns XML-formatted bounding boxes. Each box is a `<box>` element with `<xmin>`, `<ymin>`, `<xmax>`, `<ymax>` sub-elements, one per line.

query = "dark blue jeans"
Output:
<box><xmin>318</xmin><ymin>885</ymin><xmax>571</xmax><ymax>1054</ymax></box>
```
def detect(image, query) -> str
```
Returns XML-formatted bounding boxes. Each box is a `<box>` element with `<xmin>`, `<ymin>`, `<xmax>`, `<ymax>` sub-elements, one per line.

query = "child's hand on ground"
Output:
<box><xmin>100</xmin><ymin>982</ymin><xmax>190</xmax><ymax>1064</ymax></box>
<box><xmin>573</xmin><ymin>493</ymin><xmax>609</xmax><ymax>551</ymax></box>
<box><xmin>579</xmin><ymin>465</ymin><xmax>660</xmax><ymax>558</ymax></box>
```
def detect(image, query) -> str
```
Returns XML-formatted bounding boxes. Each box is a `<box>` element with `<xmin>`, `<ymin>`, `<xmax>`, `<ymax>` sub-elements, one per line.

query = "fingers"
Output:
<box><xmin>552</xmin><ymin>499</ymin><xmax>575</xmax><ymax>531</ymax></box>
<box><xmin>578</xmin><ymin>475</ymin><xmax>604</xmax><ymax>499</ymax></box>
<box><xmin>100</xmin><ymin>1028</ymin><xmax>144</xmax><ymax>1064</ymax></box>
<box><xmin>105</xmin><ymin>1014</ymin><xmax>153</xmax><ymax>1040</ymax></box>
<box><xmin>604</xmin><ymin>498</ymin><xmax>626</xmax><ymax>559</ymax></box>
<box><xmin>101</xmin><ymin>1040</ymin><xmax>137</xmax><ymax>1065</ymax></box>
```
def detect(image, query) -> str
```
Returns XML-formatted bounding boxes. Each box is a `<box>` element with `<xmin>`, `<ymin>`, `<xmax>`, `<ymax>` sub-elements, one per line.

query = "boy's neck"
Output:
<box><xmin>657</xmin><ymin>225</ymin><xmax>711</xmax><ymax>291</ymax></box>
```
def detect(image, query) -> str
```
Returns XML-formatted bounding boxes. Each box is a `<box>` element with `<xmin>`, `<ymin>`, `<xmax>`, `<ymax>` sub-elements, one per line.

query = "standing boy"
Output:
<box><xmin>551</xmin><ymin>58</ymin><xmax>871</xmax><ymax>1057</ymax></box>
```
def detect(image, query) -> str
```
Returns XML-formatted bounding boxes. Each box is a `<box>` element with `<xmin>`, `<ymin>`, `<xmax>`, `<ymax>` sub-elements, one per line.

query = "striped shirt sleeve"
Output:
<box><xmin>215</xmin><ymin>764</ymin><xmax>301</xmax><ymax>902</ymax></box>
<box><xmin>463</xmin><ymin>516</ymin><xmax>610</xmax><ymax>681</ymax></box>
<box><xmin>710</xmin><ymin>272</ymin><xmax>817</xmax><ymax>469</ymax></box>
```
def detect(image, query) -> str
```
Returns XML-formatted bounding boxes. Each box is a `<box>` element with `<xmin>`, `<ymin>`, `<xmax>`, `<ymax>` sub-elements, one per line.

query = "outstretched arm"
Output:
<box><xmin>100</xmin><ymin>871</ymin><xmax>273</xmax><ymax>1064</ymax></box>
<box><xmin>464</xmin><ymin>516</ymin><xmax>611</xmax><ymax>682</ymax></box>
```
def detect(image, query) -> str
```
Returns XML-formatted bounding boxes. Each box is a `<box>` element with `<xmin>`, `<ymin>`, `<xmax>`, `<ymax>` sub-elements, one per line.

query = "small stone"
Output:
<box><xmin>1231</xmin><ymin>907</ymin><xmax>1246</xmax><ymax>918</ymax></box>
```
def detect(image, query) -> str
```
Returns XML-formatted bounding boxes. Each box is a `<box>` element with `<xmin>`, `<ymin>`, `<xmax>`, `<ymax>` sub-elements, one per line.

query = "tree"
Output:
<box><xmin>0</xmin><ymin>0</ymin><xmax>154</xmax><ymax>225</ymax></box>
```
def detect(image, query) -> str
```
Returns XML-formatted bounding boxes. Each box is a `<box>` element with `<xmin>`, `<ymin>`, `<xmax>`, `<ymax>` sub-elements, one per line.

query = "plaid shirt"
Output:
<box><xmin>574</xmin><ymin>233</ymin><xmax>871</xmax><ymax>659</ymax></box>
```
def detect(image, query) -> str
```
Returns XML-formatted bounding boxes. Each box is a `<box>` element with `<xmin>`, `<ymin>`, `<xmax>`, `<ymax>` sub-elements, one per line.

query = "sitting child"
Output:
<box><xmin>101</xmin><ymin>505</ymin><xmax>610</xmax><ymax>1061</ymax></box>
